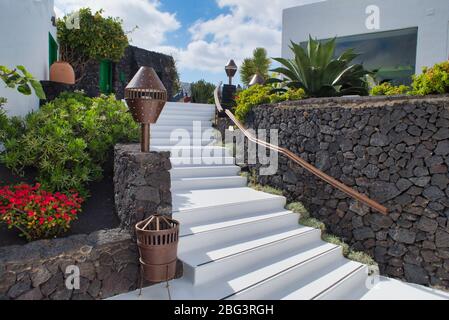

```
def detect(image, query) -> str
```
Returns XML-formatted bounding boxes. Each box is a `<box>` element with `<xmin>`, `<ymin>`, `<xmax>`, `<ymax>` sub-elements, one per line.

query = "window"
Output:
<box><xmin>303</xmin><ymin>28</ymin><xmax>418</xmax><ymax>85</ymax></box>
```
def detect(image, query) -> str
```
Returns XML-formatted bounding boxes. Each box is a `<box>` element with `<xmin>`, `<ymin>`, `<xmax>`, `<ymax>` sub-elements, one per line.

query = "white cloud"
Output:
<box><xmin>173</xmin><ymin>0</ymin><xmax>321</xmax><ymax>75</ymax></box>
<box><xmin>54</xmin><ymin>0</ymin><xmax>180</xmax><ymax>50</ymax></box>
<box><xmin>53</xmin><ymin>0</ymin><xmax>323</xmax><ymax>82</ymax></box>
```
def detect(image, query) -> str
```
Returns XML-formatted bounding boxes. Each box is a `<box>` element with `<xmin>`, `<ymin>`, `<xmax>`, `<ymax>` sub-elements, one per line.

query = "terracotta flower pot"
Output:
<box><xmin>50</xmin><ymin>61</ymin><xmax>75</xmax><ymax>85</ymax></box>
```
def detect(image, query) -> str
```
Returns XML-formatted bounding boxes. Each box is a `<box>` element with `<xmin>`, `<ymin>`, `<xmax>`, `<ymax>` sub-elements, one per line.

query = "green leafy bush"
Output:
<box><xmin>57</xmin><ymin>8</ymin><xmax>129</xmax><ymax>81</ymax></box>
<box><xmin>235</xmin><ymin>85</ymin><xmax>271</xmax><ymax>122</ymax></box>
<box><xmin>370</xmin><ymin>82</ymin><xmax>410</xmax><ymax>96</ymax></box>
<box><xmin>268</xmin><ymin>37</ymin><xmax>371</xmax><ymax>97</ymax></box>
<box><xmin>410</xmin><ymin>61</ymin><xmax>449</xmax><ymax>95</ymax></box>
<box><xmin>235</xmin><ymin>85</ymin><xmax>306</xmax><ymax>122</ymax></box>
<box><xmin>0</xmin><ymin>110</ymin><xmax>23</xmax><ymax>146</ymax></box>
<box><xmin>1</xmin><ymin>92</ymin><xmax>139</xmax><ymax>194</ymax></box>
<box><xmin>191</xmin><ymin>80</ymin><xmax>215</xmax><ymax>104</ymax></box>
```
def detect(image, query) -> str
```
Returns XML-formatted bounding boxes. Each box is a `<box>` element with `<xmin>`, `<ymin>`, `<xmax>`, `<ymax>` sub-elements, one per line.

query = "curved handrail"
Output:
<box><xmin>214</xmin><ymin>83</ymin><xmax>388</xmax><ymax>215</ymax></box>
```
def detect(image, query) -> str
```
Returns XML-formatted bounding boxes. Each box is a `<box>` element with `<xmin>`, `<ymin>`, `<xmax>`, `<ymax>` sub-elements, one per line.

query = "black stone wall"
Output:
<box><xmin>0</xmin><ymin>229</ymin><xmax>139</xmax><ymax>300</ymax></box>
<box><xmin>112</xmin><ymin>46</ymin><xmax>178</xmax><ymax>100</ymax></box>
<box><xmin>114</xmin><ymin>144</ymin><xmax>172</xmax><ymax>231</ymax></box>
<box><xmin>245</xmin><ymin>95</ymin><xmax>449</xmax><ymax>289</ymax></box>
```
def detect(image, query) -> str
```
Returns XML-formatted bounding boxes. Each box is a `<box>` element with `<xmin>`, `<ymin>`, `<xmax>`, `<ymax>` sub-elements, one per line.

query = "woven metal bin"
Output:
<box><xmin>135</xmin><ymin>215</ymin><xmax>179</xmax><ymax>283</ymax></box>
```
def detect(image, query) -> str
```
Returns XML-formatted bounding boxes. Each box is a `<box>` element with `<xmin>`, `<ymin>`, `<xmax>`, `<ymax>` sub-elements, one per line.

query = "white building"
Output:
<box><xmin>0</xmin><ymin>0</ymin><xmax>57</xmax><ymax>116</ymax></box>
<box><xmin>283</xmin><ymin>0</ymin><xmax>449</xmax><ymax>84</ymax></box>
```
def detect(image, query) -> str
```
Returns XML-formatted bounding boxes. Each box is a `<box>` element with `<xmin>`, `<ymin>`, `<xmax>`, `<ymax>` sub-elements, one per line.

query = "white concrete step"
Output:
<box><xmin>151</xmin><ymin>146</ymin><xmax>232</xmax><ymax>157</ymax></box>
<box><xmin>174</xmin><ymin>197</ymin><xmax>286</xmax><ymax>231</ymax></box>
<box><xmin>150</xmin><ymin>129</ymin><xmax>218</xmax><ymax>139</ymax></box>
<box><xmin>158</xmin><ymin>115</ymin><xmax>213</xmax><ymax>122</ymax></box>
<box><xmin>228</xmin><ymin>251</ymin><xmax>365</xmax><ymax>300</ymax></box>
<box><xmin>197</xmin><ymin>243</ymin><xmax>340</xmax><ymax>299</ymax></box>
<box><xmin>178</xmin><ymin>212</ymin><xmax>302</xmax><ymax>256</ymax></box>
<box><xmin>314</xmin><ymin>263</ymin><xmax>370</xmax><ymax>300</ymax></box>
<box><xmin>179</xmin><ymin>210</ymin><xmax>298</xmax><ymax>237</ymax></box>
<box><xmin>170</xmin><ymin>166</ymin><xmax>241</xmax><ymax>179</ymax></box>
<box><xmin>153</xmin><ymin>119</ymin><xmax>212</xmax><ymax>127</ymax></box>
<box><xmin>159</xmin><ymin>112</ymin><xmax>214</xmax><ymax>120</ymax></box>
<box><xmin>283</xmin><ymin>262</ymin><xmax>367</xmax><ymax>300</ymax></box>
<box><xmin>170</xmin><ymin>157</ymin><xmax>235</xmax><ymax>167</ymax></box>
<box><xmin>151</xmin><ymin>138</ymin><xmax>217</xmax><ymax>147</ymax></box>
<box><xmin>172</xmin><ymin>188</ymin><xmax>286</xmax><ymax>226</ymax></box>
<box><xmin>164</xmin><ymin>102</ymin><xmax>214</xmax><ymax>110</ymax></box>
<box><xmin>172</xmin><ymin>176</ymin><xmax>247</xmax><ymax>191</ymax></box>
<box><xmin>186</xmin><ymin>229</ymin><xmax>325</xmax><ymax>286</ymax></box>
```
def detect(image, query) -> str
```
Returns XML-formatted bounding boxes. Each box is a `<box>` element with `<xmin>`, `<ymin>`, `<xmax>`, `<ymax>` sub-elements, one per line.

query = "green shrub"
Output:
<box><xmin>0</xmin><ymin>111</ymin><xmax>23</xmax><ymax>146</ymax></box>
<box><xmin>286</xmin><ymin>202</ymin><xmax>309</xmax><ymax>217</ymax></box>
<box><xmin>370</xmin><ymin>82</ymin><xmax>410</xmax><ymax>96</ymax></box>
<box><xmin>1</xmin><ymin>92</ymin><xmax>139</xmax><ymax>194</ymax></box>
<box><xmin>248</xmin><ymin>183</ymin><xmax>283</xmax><ymax>196</ymax></box>
<box><xmin>410</xmin><ymin>61</ymin><xmax>449</xmax><ymax>95</ymax></box>
<box><xmin>347</xmin><ymin>250</ymin><xmax>377</xmax><ymax>266</ymax></box>
<box><xmin>299</xmin><ymin>217</ymin><xmax>327</xmax><ymax>232</ymax></box>
<box><xmin>235</xmin><ymin>85</ymin><xmax>271</xmax><ymax>122</ymax></box>
<box><xmin>191</xmin><ymin>80</ymin><xmax>215</xmax><ymax>104</ymax></box>
<box><xmin>57</xmin><ymin>8</ymin><xmax>129</xmax><ymax>81</ymax></box>
<box><xmin>235</xmin><ymin>85</ymin><xmax>306</xmax><ymax>122</ymax></box>
<box><xmin>323</xmin><ymin>234</ymin><xmax>350</xmax><ymax>256</ymax></box>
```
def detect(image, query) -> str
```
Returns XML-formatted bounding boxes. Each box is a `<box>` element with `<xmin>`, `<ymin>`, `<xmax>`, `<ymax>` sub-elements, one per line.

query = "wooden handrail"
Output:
<box><xmin>214</xmin><ymin>83</ymin><xmax>388</xmax><ymax>215</ymax></box>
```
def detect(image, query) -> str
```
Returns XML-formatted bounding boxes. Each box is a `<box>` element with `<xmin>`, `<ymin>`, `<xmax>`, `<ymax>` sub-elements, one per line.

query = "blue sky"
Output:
<box><xmin>54</xmin><ymin>0</ymin><xmax>314</xmax><ymax>85</ymax></box>
<box><xmin>160</xmin><ymin>1</ymin><xmax>230</xmax><ymax>48</ymax></box>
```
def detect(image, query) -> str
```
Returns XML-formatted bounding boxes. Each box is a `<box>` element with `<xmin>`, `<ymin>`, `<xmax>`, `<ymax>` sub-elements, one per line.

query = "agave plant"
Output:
<box><xmin>268</xmin><ymin>37</ymin><xmax>371</xmax><ymax>97</ymax></box>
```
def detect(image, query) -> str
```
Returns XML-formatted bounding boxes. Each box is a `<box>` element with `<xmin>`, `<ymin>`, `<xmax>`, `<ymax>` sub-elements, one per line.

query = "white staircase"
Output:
<box><xmin>111</xmin><ymin>102</ymin><xmax>449</xmax><ymax>300</ymax></box>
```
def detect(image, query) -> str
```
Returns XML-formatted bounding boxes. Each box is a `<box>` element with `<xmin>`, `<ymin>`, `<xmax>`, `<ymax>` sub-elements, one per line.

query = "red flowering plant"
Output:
<box><xmin>0</xmin><ymin>183</ymin><xmax>83</xmax><ymax>241</ymax></box>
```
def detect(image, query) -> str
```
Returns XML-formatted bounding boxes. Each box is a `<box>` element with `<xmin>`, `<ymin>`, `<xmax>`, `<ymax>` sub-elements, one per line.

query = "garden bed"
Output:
<box><xmin>0</xmin><ymin>161</ymin><xmax>120</xmax><ymax>247</ymax></box>
<box><xmin>0</xmin><ymin>145</ymin><xmax>174</xmax><ymax>300</ymax></box>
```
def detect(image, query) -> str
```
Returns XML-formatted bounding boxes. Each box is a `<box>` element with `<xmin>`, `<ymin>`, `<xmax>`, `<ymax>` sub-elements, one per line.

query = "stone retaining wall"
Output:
<box><xmin>0</xmin><ymin>229</ymin><xmax>138</xmax><ymax>300</ymax></box>
<box><xmin>245</xmin><ymin>95</ymin><xmax>449</xmax><ymax>288</ymax></box>
<box><xmin>114</xmin><ymin>144</ymin><xmax>172</xmax><ymax>231</ymax></box>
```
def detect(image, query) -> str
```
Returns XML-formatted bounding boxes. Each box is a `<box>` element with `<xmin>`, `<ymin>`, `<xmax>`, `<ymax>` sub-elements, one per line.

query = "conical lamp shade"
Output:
<box><xmin>125</xmin><ymin>67</ymin><xmax>167</xmax><ymax>124</ymax></box>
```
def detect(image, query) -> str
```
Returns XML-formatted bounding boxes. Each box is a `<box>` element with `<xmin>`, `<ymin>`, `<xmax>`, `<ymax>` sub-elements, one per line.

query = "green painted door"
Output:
<box><xmin>49</xmin><ymin>33</ymin><xmax>58</xmax><ymax>68</ymax></box>
<box><xmin>99</xmin><ymin>60</ymin><xmax>113</xmax><ymax>94</ymax></box>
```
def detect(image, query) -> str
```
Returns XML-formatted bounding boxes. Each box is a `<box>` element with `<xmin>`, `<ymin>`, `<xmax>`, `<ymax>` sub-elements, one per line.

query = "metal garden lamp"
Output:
<box><xmin>225</xmin><ymin>59</ymin><xmax>238</xmax><ymax>85</ymax></box>
<box><xmin>125</xmin><ymin>67</ymin><xmax>167</xmax><ymax>153</ymax></box>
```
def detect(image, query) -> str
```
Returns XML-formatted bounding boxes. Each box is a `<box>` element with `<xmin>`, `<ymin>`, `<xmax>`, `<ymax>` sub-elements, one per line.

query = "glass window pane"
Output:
<box><xmin>302</xmin><ymin>28</ymin><xmax>418</xmax><ymax>85</ymax></box>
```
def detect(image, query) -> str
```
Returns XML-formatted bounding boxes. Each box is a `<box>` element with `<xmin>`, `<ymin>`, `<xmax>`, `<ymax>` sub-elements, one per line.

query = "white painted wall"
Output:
<box><xmin>0</xmin><ymin>0</ymin><xmax>57</xmax><ymax>117</ymax></box>
<box><xmin>283</xmin><ymin>0</ymin><xmax>449</xmax><ymax>73</ymax></box>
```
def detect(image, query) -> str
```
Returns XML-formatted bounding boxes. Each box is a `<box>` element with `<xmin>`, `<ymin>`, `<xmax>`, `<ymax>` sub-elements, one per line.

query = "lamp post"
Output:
<box><xmin>125</xmin><ymin>67</ymin><xmax>167</xmax><ymax>153</ymax></box>
<box><xmin>225</xmin><ymin>59</ymin><xmax>238</xmax><ymax>85</ymax></box>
